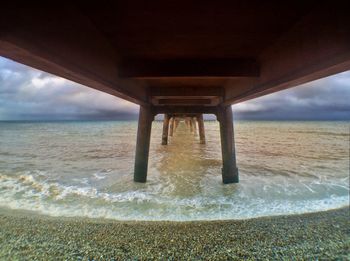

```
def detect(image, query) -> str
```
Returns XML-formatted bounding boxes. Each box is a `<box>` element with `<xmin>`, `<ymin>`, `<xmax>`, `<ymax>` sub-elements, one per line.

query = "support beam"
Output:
<box><xmin>134</xmin><ymin>106</ymin><xmax>153</xmax><ymax>183</ymax></box>
<box><xmin>224</xmin><ymin>2</ymin><xmax>350</xmax><ymax>105</ymax></box>
<box><xmin>0</xmin><ymin>7</ymin><xmax>148</xmax><ymax>105</ymax></box>
<box><xmin>189</xmin><ymin>118</ymin><xmax>194</xmax><ymax>133</ymax></box>
<box><xmin>169</xmin><ymin>117</ymin><xmax>174</xmax><ymax>137</ymax></box>
<box><xmin>217</xmin><ymin>106</ymin><xmax>239</xmax><ymax>184</ymax></box>
<box><xmin>197</xmin><ymin>114</ymin><xmax>206</xmax><ymax>144</ymax></box>
<box><xmin>161</xmin><ymin>114</ymin><xmax>170</xmax><ymax>145</ymax></box>
<box><xmin>150</xmin><ymin>86</ymin><xmax>224</xmax><ymax>97</ymax></box>
<box><xmin>119</xmin><ymin>58</ymin><xmax>260</xmax><ymax>78</ymax></box>
<box><xmin>154</xmin><ymin>106</ymin><xmax>218</xmax><ymax>115</ymax></box>
<box><xmin>157</xmin><ymin>98</ymin><xmax>212</xmax><ymax>105</ymax></box>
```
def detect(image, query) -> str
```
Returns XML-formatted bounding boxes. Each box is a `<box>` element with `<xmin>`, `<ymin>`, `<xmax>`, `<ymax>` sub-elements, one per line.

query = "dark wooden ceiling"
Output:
<box><xmin>1</xmin><ymin>1</ymin><xmax>349</xmax><ymax>108</ymax></box>
<box><xmin>81</xmin><ymin>1</ymin><xmax>315</xmax><ymax>60</ymax></box>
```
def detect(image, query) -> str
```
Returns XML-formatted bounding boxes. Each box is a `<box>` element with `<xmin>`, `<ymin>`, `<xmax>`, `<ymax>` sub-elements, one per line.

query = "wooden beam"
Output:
<box><xmin>0</xmin><ymin>5</ymin><xmax>148</xmax><ymax>105</ymax></box>
<box><xmin>224</xmin><ymin>2</ymin><xmax>350</xmax><ymax>105</ymax></box>
<box><xmin>150</xmin><ymin>86</ymin><xmax>224</xmax><ymax>97</ymax></box>
<box><xmin>157</xmin><ymin>99</ymin><xmax>212</xmax><ymax>105</ymax></box>
<box><xmin>119</xmin><ymin>58</ymin><xmax>260</xmax><ymax>78</ymax></box>
<box><xmin>153</xmin><ymin>106</ymin><xmax>218</xmax><ymax>115</ymax></box>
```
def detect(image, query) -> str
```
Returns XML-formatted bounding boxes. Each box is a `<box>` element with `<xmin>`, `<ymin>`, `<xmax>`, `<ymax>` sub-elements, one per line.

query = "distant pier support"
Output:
<box><xmin>169</xmin><ymin>117</ymin><xmax>174</xmax><ymax>137</ymax></box>
<box><xmin>162</xmin><ymin>114</ymin><xmax>170</xmax><ymax>145</ymax></box>
<box><xmin>189</xmin><ymin>118</ymin><xmax>194</xmax><ymax>133</ymax></box>
<box><xmin>191</xmin><ymin>117</ymin><xmax>197</xmax><ymax>135</ymax></box>
<box><xmin>134</xmin><ymin>105</ymin><xmax>153</xmax><ymax>182</ymax></box>
<box><xmin>218</xmin><ymin>106</ymin><xmax>239</xmax><ymax>184</ymax></box>
<box><xmin>197</xmin><ymin>114</ymin><xmax>206</xmax><ymax>144</ymax></box>
<box><xmin>174</xmin><ymin>118</ymin><xmax>179</xmax><ymax>131</ymax></box>
<box><xmin>185</xmin><ymin>118</ymin><xmax>190</xmax><ymax>129</ymax></box>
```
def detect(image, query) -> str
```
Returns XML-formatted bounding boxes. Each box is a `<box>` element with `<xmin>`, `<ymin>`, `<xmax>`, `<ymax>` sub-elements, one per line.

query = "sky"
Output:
<box><xmin>0</xmin><ymin>56</ymin><xmax>349</xmax><ymax>121</ymax></box>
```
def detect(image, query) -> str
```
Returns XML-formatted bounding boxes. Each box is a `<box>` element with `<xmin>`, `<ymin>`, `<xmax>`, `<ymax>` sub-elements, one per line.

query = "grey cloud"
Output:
<box><xmin>233</xmin><ymin>71</ymin><xmax>350</xmax><ymax>120</ymax></box>
<box><xmin>1</xmin><ymin>57</ymin><xmax>350</xmax><ymax>121</ymax></box>
<box><xmin>0</xmin><ymin>57</ymin><xmax>139</xmax><ymax>120</ymax></box>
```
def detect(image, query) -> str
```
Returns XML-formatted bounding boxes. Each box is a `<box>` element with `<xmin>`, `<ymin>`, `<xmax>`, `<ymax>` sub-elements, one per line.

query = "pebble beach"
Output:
<box><xmin>0</xmin><ymin>207</ymin><xmax>349</xmax><ymax>260</ymax></box>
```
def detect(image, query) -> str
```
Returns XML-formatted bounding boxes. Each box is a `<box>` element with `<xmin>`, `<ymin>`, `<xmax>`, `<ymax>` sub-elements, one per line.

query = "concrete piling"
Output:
<box><xmin>169</xmin><ymin>117</ymin><xmax>174</xmax><ymax>137</ymax></box>
<box><xmin>197</xmin><ymin>114</ymin><xmax>206</xmax><ymax>144</ymax></box>
<box><xmin>217</xmin><ymin>106</ymin><xmax>239</xmax><ymax>184</ymax></box>
<box><xmin>174</xmin><ymin>118</ymin><xmax>179</xmax><ymax>131</ymax></box>
<box><xmin>191</xmin><ymin>117</ymin><xmax>197</xmax><ymax>135</ymax></box>
<box><xmin>162</xmin><ymin>114</ymin><xmax>170</xmax><ymax>145</ymax></box>
<box><xmin>189</xmin><ymin>118</ymin><xmax>194</xmax><ymax>133</ymax></box>
<box><xmin>134</xmin><ymin>106</ymin><xmax>153</xmax><ymax>182</ymax></box>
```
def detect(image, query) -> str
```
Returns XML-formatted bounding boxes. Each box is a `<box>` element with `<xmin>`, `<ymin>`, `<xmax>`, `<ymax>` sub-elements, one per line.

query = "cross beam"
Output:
<box><xmin>119</xmin><ymin>58</ymin><xmax>260</xmax><ymax>78</ymax></box>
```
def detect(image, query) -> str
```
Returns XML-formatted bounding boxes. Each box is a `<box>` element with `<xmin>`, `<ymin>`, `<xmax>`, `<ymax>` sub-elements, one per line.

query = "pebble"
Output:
<box><xmin>0</xmin><ymin>207</ymin><xmax>349</xmax><ymax>260</ymax></box>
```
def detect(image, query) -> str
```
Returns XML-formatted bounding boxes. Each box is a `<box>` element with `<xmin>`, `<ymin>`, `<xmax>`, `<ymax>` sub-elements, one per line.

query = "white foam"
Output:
<box><xmin>93</xmin><ymin>171</ymin><xmax>108</xmax><ymax>180</ymax></box>
<box><xmin>0</xmin><ymin>173</ymin><xmax>348</xmax><ymax>221</ymax></box>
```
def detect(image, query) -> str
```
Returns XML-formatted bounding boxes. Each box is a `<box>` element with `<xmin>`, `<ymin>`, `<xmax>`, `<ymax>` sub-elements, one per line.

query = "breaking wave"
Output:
<box><xmin>0</xmin><ymin>172</ymin><xmax>348</xmax><ymax>221</ymax></box>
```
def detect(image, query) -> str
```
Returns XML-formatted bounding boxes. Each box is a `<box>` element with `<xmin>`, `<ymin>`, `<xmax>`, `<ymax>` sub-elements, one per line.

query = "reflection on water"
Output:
<box><xmin>0</xmin><ymin>120</ymin><xmax>349</xmax><ymax>220</ymax></box>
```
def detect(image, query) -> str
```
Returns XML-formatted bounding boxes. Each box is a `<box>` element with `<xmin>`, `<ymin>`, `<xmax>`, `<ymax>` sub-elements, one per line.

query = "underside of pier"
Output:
<box><xmin>1</xmin><ymin>1</ymin><xmax>349</xmax><ymax>183</ymax></box>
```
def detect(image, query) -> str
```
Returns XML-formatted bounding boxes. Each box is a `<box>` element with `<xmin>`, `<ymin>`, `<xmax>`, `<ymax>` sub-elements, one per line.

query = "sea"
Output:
<box><xmin>0</xmin><ymin>120</ymin><xmax>348</xmax><ymax>221</ymax></box>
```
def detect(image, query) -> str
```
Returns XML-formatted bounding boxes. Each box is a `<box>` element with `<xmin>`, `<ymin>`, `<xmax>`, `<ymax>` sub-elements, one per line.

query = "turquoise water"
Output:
<box><xmin>0</xmin><ymin>121</ymin><xmax>349</xmax><ymax>220</ymax></box>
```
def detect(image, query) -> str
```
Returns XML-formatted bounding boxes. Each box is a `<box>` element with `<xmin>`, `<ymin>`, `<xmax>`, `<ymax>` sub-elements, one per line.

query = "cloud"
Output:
<box><xmin>0</xmin><ymin>56</ymin><xmax>349</xmax><ymax>121</ymax></box>
<box><xmin>233</xmin><ymin>71</ymin><xmax>350</xmax><ymax>120</ymax></box>
<box><xmin>0</xmin><ymin>57</ymin><xmax>138</xmax><ymax>120</ymax></box>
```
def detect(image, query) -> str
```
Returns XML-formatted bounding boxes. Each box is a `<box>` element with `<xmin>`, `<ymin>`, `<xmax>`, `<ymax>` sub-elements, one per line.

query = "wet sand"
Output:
<box><xmin>0</xmin><ymin>207</ymin><xmax>349</xmax><ymax>260</ymax></box>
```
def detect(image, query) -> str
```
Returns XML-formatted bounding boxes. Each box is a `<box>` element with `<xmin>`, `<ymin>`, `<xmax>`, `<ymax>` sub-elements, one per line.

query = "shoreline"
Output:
<box><xmin>0</xmin><ymin>207</ymin><xmax>349</xmax><ymax>259</ymax></box>
<box><xmin>0</xmin><ymin>205</ymin><xmax>349</xmax><ymax>223</ymax></box>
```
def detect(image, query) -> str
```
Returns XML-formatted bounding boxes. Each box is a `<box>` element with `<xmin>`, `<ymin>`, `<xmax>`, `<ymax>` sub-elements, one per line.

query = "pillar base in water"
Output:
<box><xmin>222</xmin><ymin>167</ymin><xmax>239</xmax><ymax>184</ymax></box>
<box><xmin>161</xmin><ymin>114</ymin><xmax>170</xmax><ymax>145</ymax></box>
<box><xmin>218</xmin><ymin>106</ymin><xmax>239</xmax><ymax>184</ymax></box>
<box><xmin>134</xmin><ymin>175</ymin><xmax>147</xmax><ymax>183</ymax></box>
<box><xmin>197</xmin><ymin>114</ymin><xmax>206</xmax><ymax>144</ymax></box>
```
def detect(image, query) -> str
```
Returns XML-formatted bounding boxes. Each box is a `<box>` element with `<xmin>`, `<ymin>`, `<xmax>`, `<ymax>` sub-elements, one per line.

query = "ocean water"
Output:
<box><xmin>0</xmin><ymin>120</ymin><xmax>348</xmax><ymax>221</ymax></box>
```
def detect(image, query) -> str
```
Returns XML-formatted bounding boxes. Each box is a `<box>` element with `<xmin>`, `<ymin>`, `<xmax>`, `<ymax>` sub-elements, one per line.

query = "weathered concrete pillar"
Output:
<box><xmin>191</xmin><ymin>117</ymin><xmax>197</xmax><ymax>135</ymax></box>
<box><xmin>185</xmin><ymin>118</ymin><xmax>190</xmax><ymax>128</ymax></box>
<box><xmin>189</xmin><ymin>118</ymin><xmax>194</xmax><ymax>133</ymax></box>
<box><xmin>162</xmin><ymin>114</ymin><xmax>170</xmax><ymax>145</ymax></box>
<box><xmin>134</xmin><ymin>105</ymin><xmax>153</xmax><ymax>183</ymax></box>
<box><xmin>169</xmin><ymin>117</ymin><xmax>174</xmax><ymax>137</ymax></box>
<box><xmin>197</xmin><ymin>114</ymin><xmax>206</xmax><ymax>144</ymax></box>
<box><xmin>174</xmin><ymin>118</ymin><xmax>179</xmax><ymax>131</ymax></box>
<box><xmin>217</xmin><ymin>106</ymin><xmax>239</xmax><ymax>184</ymax></box>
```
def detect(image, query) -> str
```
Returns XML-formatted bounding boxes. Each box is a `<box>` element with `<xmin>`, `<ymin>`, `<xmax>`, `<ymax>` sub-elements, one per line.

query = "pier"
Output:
<box><xmin>1</xmin><ymin>1</ymin><xmax>349</xmax><ymax>183</ymax></box>
<box><xmin>161</xmin><ymin>114</ymin><xmax>205</xmax><ymax>145</ymax></box>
